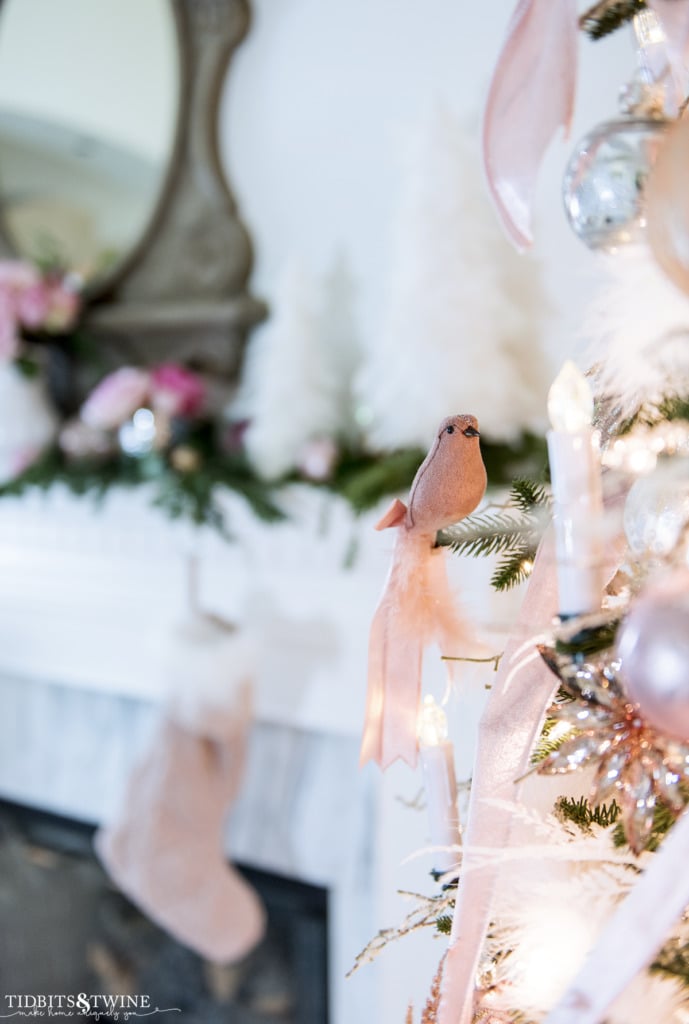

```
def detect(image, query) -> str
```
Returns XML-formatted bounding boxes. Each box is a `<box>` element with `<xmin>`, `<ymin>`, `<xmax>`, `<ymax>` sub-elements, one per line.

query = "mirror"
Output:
<box><xmin>0</xmin><ymin>0</ymin><xmax>264</xmax><ymax>376</ymax></box>
<box><xmin>0</xmin><ymin>0</ymin><xmax>180</xmax><ymax>293</ymax></box>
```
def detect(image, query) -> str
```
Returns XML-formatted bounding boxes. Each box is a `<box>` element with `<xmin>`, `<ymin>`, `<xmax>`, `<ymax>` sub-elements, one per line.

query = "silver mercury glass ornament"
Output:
<box><xmin>562</xmin><ymin>10</ymin><xmax>670</xmax><ymax>251</ymax></box>
<box><xmin>118</xmin><ymin>406</ymin><xmax>170</xmax><ymax>457</ymax></box>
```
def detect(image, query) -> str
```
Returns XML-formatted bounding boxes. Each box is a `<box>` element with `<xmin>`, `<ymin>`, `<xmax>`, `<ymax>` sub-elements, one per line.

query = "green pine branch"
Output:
<box><xmin>610</xmin><ymin>393</ymin><xmax>689</xmax><ymax>436</ymax></box>
<box><xmin>437</xmin><ymin>510</ymin><xmax>536</xmax><ymax>559</ymax></box>
<box><xmin>651</xmin><ymin>942</ymin><xmax>689</xmax><ymax>987</ymax></box>
<box><xmin>437</xmin><ymin>477</ymin><xmax>549</xmax><ymax>591</ymax></box>
<box><xmin>510</xmin><ymin>478</ymin><xmax>549</xmax><ymax>513</ymax></box>
<box><xmin>579</xmin><ymin>0</ymin><xmax>646</xmax><ymax>40</ymax></box>
<box><xmin>531</xmin><ymin>716</ymin><xmax>575</xmax><ymax>766</ymax></box>
<box><xmin>491</xmin><ymin>547</ymin><xmax>534</xmax><ymax>592</ymax></box>
<box><xmin>555</xmin><ymin>795</ymin><xmax>622</xmax><ymax>832</ymax></box>
<box><xmin>658</xmin><ymin>395</ymin><xmax>689</xmax><ymax>423</ymax></box>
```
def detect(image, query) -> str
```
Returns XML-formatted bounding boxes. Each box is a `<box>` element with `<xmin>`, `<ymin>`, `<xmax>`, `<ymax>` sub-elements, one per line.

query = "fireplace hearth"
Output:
<box><xmin>0</xmin><ymin>800</ymin><xmax>328</xmax><ymax>1023</ymax></box>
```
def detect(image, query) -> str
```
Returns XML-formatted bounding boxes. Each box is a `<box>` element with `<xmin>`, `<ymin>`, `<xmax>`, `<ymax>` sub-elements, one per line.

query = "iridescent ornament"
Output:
<box><xmin>562</xmin><ymin>116</ymin><xmax>668</xmax><ymax>250</ymax></box>
<box><xmin>118</xmin><ymin>407</ymin><xmax>169</xmax><ymax>458</ymax></box>
<box><xmin>537</xmin><ymin>644</ymin><xmax>689</xmax><ymax>854</ymax></box>
<box><xmin>623</xmin><ymin>460</ymin><xmax>689</xmax><ymax>556</ymax></box>
<box><xmin>647</xmin><ymin>116</ymin><xmax>689</xmax><ymax>297</ymax></box>
<box><xmin>617</xmin><ymin>571</ymin><xmax>689</xmax><ymax>742</ymax></box>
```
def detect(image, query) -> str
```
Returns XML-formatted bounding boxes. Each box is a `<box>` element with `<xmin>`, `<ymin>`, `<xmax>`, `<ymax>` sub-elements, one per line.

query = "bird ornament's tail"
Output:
<box><xmin>359</xmin><ymin>499</ymin><xmax>471</xmax><ymax>770</ymax></box>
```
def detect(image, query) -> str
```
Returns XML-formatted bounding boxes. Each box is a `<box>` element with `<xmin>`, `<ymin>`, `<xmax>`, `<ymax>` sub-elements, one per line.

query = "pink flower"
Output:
<box><xmin>0</xmin><ymin>260</ymin><xmax>40</xmax><ymax>290</ymax></box>
<box><xmin>0</xmin><ymin>262</ymin><xmax>81</xmax><ymax>333</ymax></box>
<box><xmin>81</xmin><ymin>367</ymin><xmax>151</xmax><ymax>430</ymax></box>
<box><xmin>0</xmin><ymin>288</ymin><xmax>19</xmax><ymax>362</ymax></box>
<box><xmin>150</xmin><ymin>363</ymin><xmax>205</xmax><ymax>418</ymax></box>
<box><xmin>0</xmin><ymin>261</ymin><xmax>43</xmax><ymax>332</ymax></box>
<box><xmin>16</xmin><ymin>281</ymin><xmax>50</xmax><ymax>329</ymax></box>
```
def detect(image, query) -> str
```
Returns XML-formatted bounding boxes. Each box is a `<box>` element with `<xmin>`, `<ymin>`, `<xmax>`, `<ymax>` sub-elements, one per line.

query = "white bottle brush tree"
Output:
<box><xmin>241</xmin><ymin>258</ymin><xmax>343</xmax><ymax>480</ymax></box>
<box><xmin>357</xmin><ymin>103</ymin><xmax>553</xmax><ymax>454</ymax></box>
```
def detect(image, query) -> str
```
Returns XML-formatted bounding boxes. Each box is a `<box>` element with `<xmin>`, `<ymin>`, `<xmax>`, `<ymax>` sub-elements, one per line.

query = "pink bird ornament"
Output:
<box><xmin>360</xmin><ymin>414</ymin><xmax>487</xmax><ymax>770</ymax></box>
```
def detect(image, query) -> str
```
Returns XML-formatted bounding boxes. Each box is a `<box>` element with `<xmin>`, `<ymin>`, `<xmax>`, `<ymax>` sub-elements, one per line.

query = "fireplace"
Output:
<box><xmin>0</xmin><ymin>486</ymin><xmax>434</xmax><ymax>1023</ymax></box>
<box><xmin>0</xmin><ymin>800</ymin><xmax>328</xmax><ymax>1022</ymax></box>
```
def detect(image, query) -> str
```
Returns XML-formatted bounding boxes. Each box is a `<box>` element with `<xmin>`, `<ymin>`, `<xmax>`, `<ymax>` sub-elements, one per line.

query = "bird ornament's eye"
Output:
<box><xmin>445</xmin><ymin>424</ymin><xmax>455</xmax><ymax>435</ymax></box>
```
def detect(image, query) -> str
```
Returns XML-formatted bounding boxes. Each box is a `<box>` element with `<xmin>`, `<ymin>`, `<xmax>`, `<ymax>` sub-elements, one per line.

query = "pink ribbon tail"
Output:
<box><xmin>439</xmin><ymin>491</ymin><xmax>627</xmax><ymax>1024</ymax></box>
<box><xmin>360</xmin><ymin>595</ymin><xmax>424</xmax><ymax>770</ymax></box>
<box><xmin>483</xmin><ymin>0</ymin><xmax>578</xmax><ymax>250</ymax></box>
<box><xmin>438</xmin><ymin>532</ymin><xmax>559</xmax><ymax>1024</ymax></box>
<box><xmin>360</xmin><ymin>530</ymin><xmax>432</xmax><ymax>770</ymax></box>
<box><xmin>360</xmin><ymin>533</ymin><xmax>472</xmax><ymax>771</ymax></box>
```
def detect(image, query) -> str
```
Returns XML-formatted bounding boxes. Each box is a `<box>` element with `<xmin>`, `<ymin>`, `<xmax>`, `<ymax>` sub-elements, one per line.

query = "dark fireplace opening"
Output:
<box><xmin>0</xmin><ymin>800</ymin><xmax>329</xmax><ymax>1023</ymax></box>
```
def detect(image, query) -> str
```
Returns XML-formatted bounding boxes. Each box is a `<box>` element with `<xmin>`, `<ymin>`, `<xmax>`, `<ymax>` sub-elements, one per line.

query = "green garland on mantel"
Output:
<box><xmin>0</xmin><ymin>445</ymin><xmax>287</xmax><ymax>540</ymax></box>
<box><xmin>0</xmin><ymin>430</ymin><xmax>547</xmax><ymax>538</ymax></box>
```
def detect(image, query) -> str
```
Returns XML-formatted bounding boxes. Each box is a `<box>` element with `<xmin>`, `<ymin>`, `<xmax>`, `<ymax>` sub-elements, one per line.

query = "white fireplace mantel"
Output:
<box><xmin>0</xmin><ymin>483</ymin><xmax>514</xmax><ymax>1023</ymax></box>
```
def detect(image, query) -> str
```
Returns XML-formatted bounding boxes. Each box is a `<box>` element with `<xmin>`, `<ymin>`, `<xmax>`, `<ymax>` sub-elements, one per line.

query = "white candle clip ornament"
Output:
<box><xmin>546</xmin><ymin>362</ymin><xmax>604</xmax><ymax>618</ymax></box>
<box><xmin>418</xmin><ymin>695</ymin><xmax>461</xmax><ymax>873</ymax></box>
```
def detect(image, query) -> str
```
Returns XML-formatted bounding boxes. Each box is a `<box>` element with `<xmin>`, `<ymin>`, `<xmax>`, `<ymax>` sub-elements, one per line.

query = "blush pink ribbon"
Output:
<box><xmin>439</xmin><ymin>506</ymin><xmax>627</xmax><ymax>1024</ymax></box>
<box><xmin>484</xmin><ymin>0</ymin><xmax>689</xmax><ymax>250</ymax></box>
<box><xmin>438</xmin><ymin>531</ymin><xmax>559</xmax><ymax>1024</ymax></box>
<box><xmin>360</xmin><ymin>528</ymin><xmax>474</xmax><ymax>770</ymax></box>
<box><xmin>483</xmin><ymin>0</ymin><xmax>578</xmax><ymax>250</ymax></box>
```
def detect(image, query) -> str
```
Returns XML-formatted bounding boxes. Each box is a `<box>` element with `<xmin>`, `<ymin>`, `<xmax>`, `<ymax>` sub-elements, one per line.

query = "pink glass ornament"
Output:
<box><xmin>617</xmin><ymin>570</ymin><xmax>689</xmax><ymax>740</ymax></box>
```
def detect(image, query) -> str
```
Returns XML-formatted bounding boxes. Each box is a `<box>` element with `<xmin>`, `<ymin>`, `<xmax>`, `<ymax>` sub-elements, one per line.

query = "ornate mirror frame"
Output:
<box><xmin>0</xmin><ymin>0</ymin><xmax>265</xmax><ymax>379</ymax></box>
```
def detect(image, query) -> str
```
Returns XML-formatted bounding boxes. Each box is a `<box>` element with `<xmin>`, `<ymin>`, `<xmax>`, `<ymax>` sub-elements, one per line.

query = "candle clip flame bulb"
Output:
<box><xmin>547</xmin><ymin>361</ymin><xmax>594</xmax><ymax>433</ymax></box>
<box><xmin>633</xmin><ymin>8</ymin><xmax>666</xmax><ymax>50</ymax></box>
<box><xmin>418</xmin><ymin>694</ymin><xmax>448</xmax><ymax>747</ymax></box>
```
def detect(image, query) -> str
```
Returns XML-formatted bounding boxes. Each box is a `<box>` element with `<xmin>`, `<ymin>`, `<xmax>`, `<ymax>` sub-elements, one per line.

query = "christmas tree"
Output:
<box><xmin>357</xmin><ymin>4</ymin><xmax>689</xmax><ymax>1023</ymax></box>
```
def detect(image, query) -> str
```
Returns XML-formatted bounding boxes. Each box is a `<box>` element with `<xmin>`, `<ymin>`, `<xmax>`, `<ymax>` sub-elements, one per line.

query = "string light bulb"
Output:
<box><xmin>547</xmin><ymin>361</ymin><xmax>594</xmax><ymax>434</ymax></box>
<box><xmin>418</xmin><ymin>694</ymin><xmax>460</xmax><ymax>872</ymax></box>
<box><xmin>418</xmin><ymin>694</ymin><xmax>449</xmax><ymax>747</ymax></box>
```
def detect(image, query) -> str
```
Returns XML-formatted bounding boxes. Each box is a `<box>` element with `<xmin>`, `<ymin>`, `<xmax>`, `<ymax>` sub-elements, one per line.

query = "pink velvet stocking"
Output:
<box><xmin>95</xmin><ymin>690</ymin><xmax>265</xmax><ymax>963</ymax></box>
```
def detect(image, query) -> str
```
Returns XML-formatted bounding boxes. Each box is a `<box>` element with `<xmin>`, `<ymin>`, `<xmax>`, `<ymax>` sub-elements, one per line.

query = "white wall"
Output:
<box><xmin>221</xmin><ymin>0</ymin><xmax>636</xmax><ymax>367</ymax></box>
